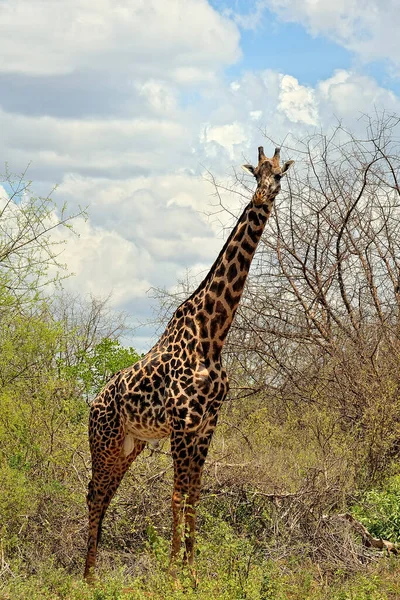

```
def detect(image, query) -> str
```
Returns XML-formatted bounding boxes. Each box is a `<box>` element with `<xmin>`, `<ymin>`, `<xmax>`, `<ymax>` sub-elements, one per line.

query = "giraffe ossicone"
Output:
<box><xmin>84</xmin><ymin>144</ymin><xmax>294</xmax><ymax>581</ymax></box>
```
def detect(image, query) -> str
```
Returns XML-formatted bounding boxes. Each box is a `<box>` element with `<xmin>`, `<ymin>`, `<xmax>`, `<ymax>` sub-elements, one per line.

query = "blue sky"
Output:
<box><xmin>0</xmin><ymin>0</ymin><xmax>400</xmax><ymax>350</ymax></box>
<box><xmin>225</xmin><ymin>7</ymin><xmax>352</xmax><ymax>85</ymax></box>
<box><xmin>222</xmin><ymin>2</ymin><xmax>399</xmax><ymax>93</ymax></box>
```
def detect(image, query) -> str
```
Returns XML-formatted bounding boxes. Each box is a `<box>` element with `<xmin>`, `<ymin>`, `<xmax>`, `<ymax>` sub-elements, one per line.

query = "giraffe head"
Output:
<box><xmin>242</xmin><ymin>146</ymin><xmax>294</xmax><ymax>206</ymax></box>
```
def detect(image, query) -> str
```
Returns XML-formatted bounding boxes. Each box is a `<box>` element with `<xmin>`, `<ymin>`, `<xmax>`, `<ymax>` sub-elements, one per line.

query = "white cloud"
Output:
<box><xmin>136</xmin><ymin>81</ymin><xmax>178</xmax><ymax>116</ymax></box>
<box><xmin>226</xmin><ymin>0</ymin><xmax>270</xmax><ymax>30</ymax></box>
<box><xmin>2</xmin><ymin>0</ymin><xmax>400</xmax><ymax>353</ymax></box>
<box><xmin>0</xmin><ymin>0</ymin><xmax>240</xmax><ymax>80</ymax></box>
<box><xmin>278</xmin><ymin>75</ymin><xmax>318</xmax><ymax>126</ymax></box>
<box><xmin>266</xmin><ymin>0</ymin><xmax>400</xmax><ymax>70</ymax></box>
<box><xmin>172</xmin><ymin>67</ymin><xmax>217</xmax><ymax>85</ymax></box>
<box><xmin>249</xmin><ymin>110</ymin><xmax>263</xmax><ymax>121</ymax></box>
<box><xmin>0</xmin><ymin>185</ymin><xmax>9</xmax><ymax>205</ymax></box>
<box><xmin>201</xmin><ymin>122</ymin><xmax>249</xmax><ymax>159</ymax></box>
<box><xmin>0</xmin><ymin>109</ymin><xmax>190</xmax><ymax>180</ymax></box>
<box><xmin>318</xmin><ymin>70</ymin><xmax>399</xmax><ymax>117</ymax></box>
<box><xmin>41</xmin><ymin>67</ymin><xmax>400</xmax><ymax>341</ymax></box>
<box><xmin>54</xmin><ymin>172</ymin><xmax>223</xmax><ymax>294</ymax></box>
<box><xmin>58</xmin><ymin>218</ymin><xmax>153</xmax><ymax>305</ymax></box>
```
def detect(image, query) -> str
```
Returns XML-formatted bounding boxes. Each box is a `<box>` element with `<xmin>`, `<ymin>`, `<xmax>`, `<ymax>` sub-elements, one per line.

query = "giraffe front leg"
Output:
<box><xmin>184</xmin><ymin>429</ymin><xmax>214</xmax><ymax>568</ymax></box>
<box><xmin>183</xmin><ymin>475</ymin><xmax>201</xmax><ymax>569</ymax></box>
<box><xmin>170</xmin><ymin>478</ymin><xmax>189</xmax><ymax>566</ymax></box>
<box><xmin>169</xmin><ymin>430</ymin><xmax>195</xmax><ymax>572</ymax></box>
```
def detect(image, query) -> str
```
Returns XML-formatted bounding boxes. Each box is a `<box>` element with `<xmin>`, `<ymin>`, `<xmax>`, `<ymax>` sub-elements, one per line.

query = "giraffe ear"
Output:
<box><xmin>242</xmin><ymin>164</ymin><xmax>256</xmax><ymax>176</ymax></box>
<box><xmin>281</xmin><ymin>160</ymin><xmax>294</xmax><ymax>175</ymax></box>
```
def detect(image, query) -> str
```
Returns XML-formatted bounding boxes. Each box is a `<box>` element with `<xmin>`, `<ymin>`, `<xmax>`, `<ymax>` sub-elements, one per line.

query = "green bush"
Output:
<box><xmin>352</xmin><ymin>475</ymin><xmax>400</xmax><ymax>543</ymax></box>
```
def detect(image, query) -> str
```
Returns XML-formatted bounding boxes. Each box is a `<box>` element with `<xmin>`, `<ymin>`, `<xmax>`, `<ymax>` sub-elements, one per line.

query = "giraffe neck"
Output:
<box><xmin>158</xmin><ymin>193</ymin><xmax>274</xmax><ymax>362</ymax></box>
<box><xmin>195</xmin><ymin>197</ymin><xmax>272</xmax><ymax>347</ymax></box>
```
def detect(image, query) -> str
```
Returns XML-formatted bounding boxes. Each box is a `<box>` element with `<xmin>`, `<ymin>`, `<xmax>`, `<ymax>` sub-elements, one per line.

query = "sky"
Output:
<box><xmin>1</xmin><ymin>0</ymin><xmax>400</xmax><ymax>351</ymax></box>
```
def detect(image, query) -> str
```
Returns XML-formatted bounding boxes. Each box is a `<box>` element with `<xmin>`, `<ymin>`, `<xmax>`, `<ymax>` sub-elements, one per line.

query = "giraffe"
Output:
<box><xmin>84</xmin><ymin>145</ymin><xmax>294</xmax><ymax>580</ymax></box>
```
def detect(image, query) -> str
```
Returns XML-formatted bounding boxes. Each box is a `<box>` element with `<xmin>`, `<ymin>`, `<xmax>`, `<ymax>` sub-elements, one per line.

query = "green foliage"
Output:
<box><xmin>2</xmin><ymin>160</ymin><xmax>400</xmax><ymax>599</ymax></box>
<box><xmin>352</xmin><ymin>475</ymin><xmax>400</xmax><ymax>543</ymax></box>
<box><xmin>62</xmin><ymin>338</ymin><xmax>142</xmax><ymax>399</ymax></box>
<box><xmin>0</xmin><ymin>198</ymin><xmax>141</xmax><ymax>570</ymax></box>
<box><xmin>0</xmin><ymin>463</ymin><xmax>38</xmax><ymax>545</ymax></box>
<box><xmin>3</xmin><ymin>550</ymin><xmax>400</xmax><ymax>599</ymax></box>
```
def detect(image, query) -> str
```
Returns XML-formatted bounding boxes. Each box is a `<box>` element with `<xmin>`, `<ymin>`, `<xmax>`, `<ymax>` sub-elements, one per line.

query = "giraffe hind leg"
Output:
<box><xmin>84</xmin><ymin>440</ymin><xmax>146</xmax><ymax>581</ymax></box>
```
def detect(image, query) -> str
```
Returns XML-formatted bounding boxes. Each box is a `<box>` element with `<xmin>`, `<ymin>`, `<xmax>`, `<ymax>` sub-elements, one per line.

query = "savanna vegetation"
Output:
<box><xmin>2</xmin><ymin>114</ymin><xmax>400</xmax><ymax>599</ymax></box>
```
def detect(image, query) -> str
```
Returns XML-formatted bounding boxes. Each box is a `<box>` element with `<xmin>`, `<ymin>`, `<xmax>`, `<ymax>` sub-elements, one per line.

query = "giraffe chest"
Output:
<box><xmin>165</xmin><ymin>361</ymin><xmax>229</xmax><ymax>431</ymax></box>
<box><xmin>117</xmin><ymin>351</ymin><xmax>228</xmax><ymax>439</ymax></box>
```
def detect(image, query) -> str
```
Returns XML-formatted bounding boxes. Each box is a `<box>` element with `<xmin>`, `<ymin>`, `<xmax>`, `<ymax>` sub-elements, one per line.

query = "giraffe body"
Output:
<box><xmin>84</xmin><ymin>146</ymin><xmax>293</xmax><ymax>580</ymax></box>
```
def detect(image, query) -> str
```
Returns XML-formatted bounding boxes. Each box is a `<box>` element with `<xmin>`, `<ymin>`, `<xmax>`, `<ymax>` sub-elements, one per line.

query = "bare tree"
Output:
<box><xmin>0</xmin><ymin>167</ymin><xmax>85</xmax><ymax>307</ymax></box>
<box><xmin>53</xmin><ymin>291</ymin><xmax>130</xmax><ymax>365</ymax></box>
<box><xmin>220</xmin><ymin>113</ymin><xmax>400</xmax><ymax>482</ymax></box>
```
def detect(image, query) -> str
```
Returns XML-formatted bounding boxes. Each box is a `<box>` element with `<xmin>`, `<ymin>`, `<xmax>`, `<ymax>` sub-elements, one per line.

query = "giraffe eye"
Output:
<box><xmin>274</xmin><ymin>174</ymin><xmax>281</xmax><ymax>182</ymax></box>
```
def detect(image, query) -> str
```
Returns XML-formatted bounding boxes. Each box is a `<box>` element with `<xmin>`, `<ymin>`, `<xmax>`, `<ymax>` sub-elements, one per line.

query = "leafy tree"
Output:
<box><xmin>63</xmin><ymin>337</ymin><xmax>142</xmax><ymax>401</ymax></box>
<box><xmin>0</xmin><ymin>169</ymin><xmax>142</xmax><ymax>565</ymax></box>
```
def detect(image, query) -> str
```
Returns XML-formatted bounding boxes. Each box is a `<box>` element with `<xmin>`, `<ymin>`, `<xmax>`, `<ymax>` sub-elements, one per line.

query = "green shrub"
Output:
<box><xmin>352</xmin><ymin>475</ymin><xmax>400</xmax><ymax>543</ymax></box>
